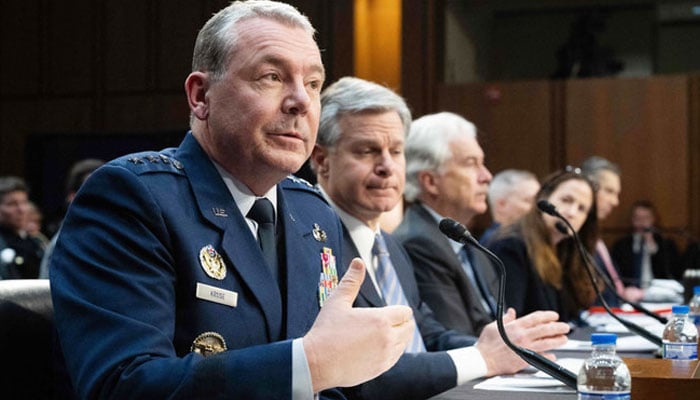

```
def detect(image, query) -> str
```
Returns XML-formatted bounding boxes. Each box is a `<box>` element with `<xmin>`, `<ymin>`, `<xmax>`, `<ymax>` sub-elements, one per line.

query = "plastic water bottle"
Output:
<box><xmin>577</xmin><ymin>333</ymin><xmax>631</xmax><ymax>400</ymax></box>
<box><xmin>688</xmin><ymin>286</ymin><xmax>700</xmax><ymax>331</ymax></box>
<box><xmin>661</xmin><ymin>304</ymin><xmax>698</xmax><ymax>360</ymax></box>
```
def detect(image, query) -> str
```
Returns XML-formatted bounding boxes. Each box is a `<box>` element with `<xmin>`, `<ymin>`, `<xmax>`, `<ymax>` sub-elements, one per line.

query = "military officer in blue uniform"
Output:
<box><xmin>49</xmin><ymin>2</ymin><xmax>413</xmax><ymax>399</ymax></box>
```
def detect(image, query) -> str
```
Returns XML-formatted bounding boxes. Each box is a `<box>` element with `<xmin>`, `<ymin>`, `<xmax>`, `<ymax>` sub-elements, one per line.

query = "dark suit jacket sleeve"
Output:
<box><xmin>401</xmin><ymin>236</ymin><xmax>487</xmax><ymax>336</ymax></box>
<box><xmin>655</xmin><ymin>234</ymin><xmax>680</xmax><ymax>279</ymax></box>
<box><xmin>611</xmin><ymin>236</ymin><xmax>635</xmax><ymax>285</ymax></box>
<box><xmin>344</xmin><ymin>352</ymin><xmax>457</xmax><ymax>400</ymax></box>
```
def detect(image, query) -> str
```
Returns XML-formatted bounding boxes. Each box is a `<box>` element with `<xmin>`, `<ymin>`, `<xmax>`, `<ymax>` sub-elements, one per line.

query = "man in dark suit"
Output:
<box><xmin>312</xmin><ymin>77</ymin><xmax>570</xmax><ymax>400</ymax></box>
<box><xmin>581</xmin><ymin>156</ymin><xmax>644</xmax><ymax>305</ymax></box>
<box><xmin>394</xmin><ymin>112</ymin><xmax>501</xmax><ymax>337</ymax></box>
<box><xmin>612</xmin><ymin>200</ymin><xmax>680</xmax><ymax>288</ymax></box>
<box><xmin>49</xmin><ymin>2</ymin><xmax>413</xmax><ymax>399</ymax></box>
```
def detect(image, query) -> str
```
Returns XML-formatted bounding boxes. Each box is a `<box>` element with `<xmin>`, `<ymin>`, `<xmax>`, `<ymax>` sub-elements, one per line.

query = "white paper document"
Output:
<box><xmin>557</xmin><ymin>335</ymin><xmax>660</xmax><ymax>353</ymax></box>
<box><xmin>473</xmin><ymin>358</ymin><xmax>583</xmax><ymax>393</ymax></box>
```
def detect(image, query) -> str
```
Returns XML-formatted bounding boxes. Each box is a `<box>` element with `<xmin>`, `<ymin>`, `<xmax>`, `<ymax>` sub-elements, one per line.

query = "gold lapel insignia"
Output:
<box><xmin>199</xmin><ymin>245</ymin><xmax>226</xmax><ymax>280</ymax></box>
<box><xmin>312</xmin><ymin>223</ymin><xmax>327</xmax><ymax>242</ymax></box>
<box><xmin>191</xmin><ymin>331</ymin><xmax>227</xmax><ymax>357</ymax></box>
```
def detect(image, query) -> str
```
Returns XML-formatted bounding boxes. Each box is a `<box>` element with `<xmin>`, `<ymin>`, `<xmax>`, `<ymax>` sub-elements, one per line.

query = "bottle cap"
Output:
<box><xmin>694</xmin><ymin>286</ymin><xmax>700</xmax><ymax>295</ymax></box>
<box><xmin>591</xmin><ymin>333</ymin><xmax>617</xmax><ymax>345</ymax></box>
<box><xmin>672</xmin><ymin>305</ymin><xmax>690</xmax><ymax>314</ymax></box>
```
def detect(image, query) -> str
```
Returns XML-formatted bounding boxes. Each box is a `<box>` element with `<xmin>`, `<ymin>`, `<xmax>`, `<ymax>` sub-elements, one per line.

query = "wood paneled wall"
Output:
<box><xmin>401</xmin><ymin>1</ymin><xmax>699</xmax><ymax>248</ymax></box>
<box><xmin>0</xmin><ymin>0</ymin><xmax>353</xmax><ymax>214</ymax></box>
<box><xmin>565</xmin><ymin>76</ymin><xmax>690</xmax><ymax>238</ymax></box>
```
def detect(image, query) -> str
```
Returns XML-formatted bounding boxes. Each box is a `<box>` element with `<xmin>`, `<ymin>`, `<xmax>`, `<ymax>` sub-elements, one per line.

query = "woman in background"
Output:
<box><xmin>487</xmin><ymin>167</ymin><xmax>600</xmax><ymax>324</ymax></box>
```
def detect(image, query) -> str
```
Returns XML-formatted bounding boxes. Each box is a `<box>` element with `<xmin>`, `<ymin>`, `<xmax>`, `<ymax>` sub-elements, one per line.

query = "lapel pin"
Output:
<box><xmin>212</xmin><ymin>207</ymin><xmax>228</xmax><ymax>217</ymax></box>
<box><xmin>312</xmin><ymin>223</ymin><xmax>327</xmax><ymax>242</ymax></box>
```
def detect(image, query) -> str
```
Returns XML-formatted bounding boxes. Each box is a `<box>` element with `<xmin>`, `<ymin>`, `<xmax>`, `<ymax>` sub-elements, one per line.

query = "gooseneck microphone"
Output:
<box><xmin>438</xmin><ymin>218</ymin><xmax>578</xmax><ymax>390</ymax></box>
<box><xmin>536</xmin><ymin>200</ymin><xmax>664</xmax><ymax>346</ymax></box>
<box><xmin>552</xmin><ymin>217</ymin><xmax>666</xmax><ymax>324</ymax></box>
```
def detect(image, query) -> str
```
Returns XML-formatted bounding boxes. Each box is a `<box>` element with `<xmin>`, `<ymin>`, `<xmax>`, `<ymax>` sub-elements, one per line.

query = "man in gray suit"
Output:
<box><xmin>395</xmin><ymin>112</ymin><xmax>503</xmax><ymax>336</ymax></box>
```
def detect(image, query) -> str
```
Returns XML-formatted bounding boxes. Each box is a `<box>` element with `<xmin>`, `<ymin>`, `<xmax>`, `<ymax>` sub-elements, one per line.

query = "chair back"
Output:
<box><xmin>0</xmin><ymin>279</ymin><xmax>54</xmax><ymax>399</ymax></box>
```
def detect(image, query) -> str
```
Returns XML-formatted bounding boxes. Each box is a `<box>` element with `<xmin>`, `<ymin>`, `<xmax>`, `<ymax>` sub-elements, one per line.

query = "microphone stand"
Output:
<box><xmin>439</xmin><ymin>218</ymin><xmax>578</xmax><ymax>390</ymax></box>
<box><xmin>551</xmin><ymin>221</ymin><xmax>667</xmax><ymax>325</ymax></box>
<box><xmin>537</xmin><ymin>201</ymin><xmax>663</xmax><ymax>347</ymax></box>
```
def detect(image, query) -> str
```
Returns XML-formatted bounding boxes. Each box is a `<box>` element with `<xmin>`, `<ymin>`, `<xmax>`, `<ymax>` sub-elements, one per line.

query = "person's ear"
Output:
<box><xmin>310</xmin><ymin>145</ymin><xmax>330</xmax><ymax>180</ymax></box>
<box><xmin>185</xmin><ymin>71</ymin><xmax>210</xmax><ymax>120</ymax></box>
<box><xmin>418</xmin><ymin>170</ymin><xmax>440</xmax><ymax>197</ymax></box>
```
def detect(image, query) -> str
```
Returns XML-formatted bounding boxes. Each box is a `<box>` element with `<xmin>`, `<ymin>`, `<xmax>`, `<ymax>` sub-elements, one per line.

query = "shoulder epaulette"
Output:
<box><xmin>281</xmin><ymin>175</ymin><xmax>326</xmax><ymax>200</ymax></box>
<box><xmin>284</xmin><ymin>174</ymin><xmax>314</xmax><ymax>188</ymax></box>
<box><xmin>113</xmin><ymin>150</ymin><xmax>185</xmax><ymax>175</ymax></box>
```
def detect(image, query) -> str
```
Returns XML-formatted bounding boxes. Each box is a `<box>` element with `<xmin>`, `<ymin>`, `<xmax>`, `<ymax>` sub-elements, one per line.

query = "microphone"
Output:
<box><xmin>438</xmin><ymin>218</ymin><xmax>578</xmax><ymax>390</ymax></box>
<box><xmin>538</xmin><ymin>199</ymin><xmax>667</xmax><ymax>325</ymax></box>
<box><xmin>536</xmin><ymin>200</ymin><xmax>665</xmax><ymax>344</ymax></box>
<box><xmin>544</xmin><ymin>208</ymin><xmax>662</xmax><ymax>320</ymax></box>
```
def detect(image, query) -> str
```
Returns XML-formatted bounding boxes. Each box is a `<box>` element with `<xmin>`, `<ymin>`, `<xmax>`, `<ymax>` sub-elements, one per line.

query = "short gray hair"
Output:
<box><xmin>192</xmin><ymin>0</ymin><xmax>315</xmax><ymax>82</ymax></box>
<box><xmin>404</xmin><ymin>112</ymin><xmax>477</xmax><ymax>202</ymax></box>
<box><xmin>317</xmin><ymin>77</ymin><xmax>412</xmax><ymax>149</ymax></box>
<box><xmin>581</xmin><ymin>156</ymin><xmax>621</xmax><ymax>183</ymax></box>
<box><xmin>487</xmin><ymin>169</ymin><xmax>538</xmax><ymax>209</ymax></box>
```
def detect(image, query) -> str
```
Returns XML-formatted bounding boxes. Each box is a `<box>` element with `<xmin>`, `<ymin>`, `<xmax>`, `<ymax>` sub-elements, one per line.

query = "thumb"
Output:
<box><xmin>325</xmin><ymin>258</ymin><xmax>366</xmax><ymax>309</ymax></box>
<box><xmin>502</xmin><ymin>307</ymin><xmax>517</xmax><ymax>324</ymax></box>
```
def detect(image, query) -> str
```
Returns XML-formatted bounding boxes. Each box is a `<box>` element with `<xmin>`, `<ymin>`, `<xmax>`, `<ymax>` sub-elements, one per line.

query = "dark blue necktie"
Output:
<box><xmin>248</xmin><ymin>198</ymin><xmax>279</xmax><ymax>282</ymax></box>
<box><xmin>373</xmin><ymin>233</ymin><xmax>426</xmax><ymax>353</ymax></box>
<box><xmin>460</xmin><ymin>246</ymin><xmax>497</xmax><ymax>318</ymax></box>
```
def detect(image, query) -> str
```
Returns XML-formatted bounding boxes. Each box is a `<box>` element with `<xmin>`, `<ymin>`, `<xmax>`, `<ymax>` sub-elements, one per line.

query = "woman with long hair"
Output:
<box><xmin>487</xmin><ymin>167</ymin><xmax>600</xmax><ymax>323</ymax></box>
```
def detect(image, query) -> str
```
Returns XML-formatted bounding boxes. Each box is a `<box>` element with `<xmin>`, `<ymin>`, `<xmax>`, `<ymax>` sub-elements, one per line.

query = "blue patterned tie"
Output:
<box><xmin>373</xmin><ymin>233</ymin><xmax>426</xmax><ymax>353</ymax></box>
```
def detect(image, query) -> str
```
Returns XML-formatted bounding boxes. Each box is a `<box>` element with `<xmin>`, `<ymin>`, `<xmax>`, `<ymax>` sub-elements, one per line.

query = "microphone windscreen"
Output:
<box><xmin>555</xmin><ymin>221</ymin><xmax>569</xmax><ymax>235</ymax></box>
<box><xmin>438</xmin><ymin>218</ymin><xmax>469</xmax><ymax>242</ymax></box>
<box><xmin>537</xmin><ymin>199</ymin><xmax>557</xmax><ymax>216</ymax></box>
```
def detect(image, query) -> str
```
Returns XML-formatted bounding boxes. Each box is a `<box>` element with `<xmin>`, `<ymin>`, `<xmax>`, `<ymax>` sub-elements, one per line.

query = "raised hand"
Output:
<box><xmin>304</xmin><ymin>258</ymin><xmax>414</xmax><ymax>392</ymax></box>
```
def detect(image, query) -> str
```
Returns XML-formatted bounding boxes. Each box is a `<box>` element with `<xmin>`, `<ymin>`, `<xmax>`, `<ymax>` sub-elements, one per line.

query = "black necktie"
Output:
<box><xmin>247</xmin><ymin>198</ymin><xmax>279</xmax><ymax>282</ymax></box>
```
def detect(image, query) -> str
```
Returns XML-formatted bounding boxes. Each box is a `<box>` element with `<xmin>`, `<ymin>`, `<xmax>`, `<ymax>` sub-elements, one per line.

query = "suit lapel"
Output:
<box><xmin>411</xmin><ymin>205</ymin><xmax>465</xmax><ymax>275</ymax></box>
<box><xmin>176</xmin><ymin>134</ymin><xmax>283</xmax><ymax>341</ymax></box>
<box><xmin>280</xmin><ymin>189</ymin><xmax>329</xmax><ymax>338</ymax></box>
<box><xmin>341</xmin><ymin>226</ymin><xmax>385</xmax><ymax>307</ymax></box>
<box><xmin>410</xmin><ymin>204</ymin><xmax>495</xmax><ymax>319</ymax></box>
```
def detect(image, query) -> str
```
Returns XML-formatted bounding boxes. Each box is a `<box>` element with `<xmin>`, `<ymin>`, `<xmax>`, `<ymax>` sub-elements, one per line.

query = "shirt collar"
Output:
<box><xmin>317</xmin><ymin>186</ymin><xmax>378</xmax><ymax>265</ymax></box>
<box><xmin>213</xmin><ymin>162</ymin><xmax>278</xmax><ymax>218</ymax></box>
<box><xmin>421</xmin><ymin>203</ymin><xmax>463</xmax><ymax>256</ymax></box>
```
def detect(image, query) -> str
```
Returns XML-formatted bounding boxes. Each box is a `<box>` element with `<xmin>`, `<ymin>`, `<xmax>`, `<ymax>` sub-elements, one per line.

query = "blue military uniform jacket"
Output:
<box><xmin>50</xmin><ymin>133</ymin><xmax>345</xmax><ymax>399</ymax></box>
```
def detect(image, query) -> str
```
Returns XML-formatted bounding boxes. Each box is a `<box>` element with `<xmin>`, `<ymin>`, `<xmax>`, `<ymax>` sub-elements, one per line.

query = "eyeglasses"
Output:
<box><xmin>565</xmin><ymin>165</ymin><xmax>582</xmax><ymax>175</ymax></box>
<box><xmin>563</xmin><ymin>165</ymin><xmax>598</xmax><ymax>191</ymax></box>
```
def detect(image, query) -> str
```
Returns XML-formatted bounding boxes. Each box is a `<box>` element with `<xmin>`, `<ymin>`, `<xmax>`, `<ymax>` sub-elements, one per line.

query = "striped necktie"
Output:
<box><xmin>373</xmin><ymin>233</ymin><xmax>426</xmax><ymax>353</ymax></box>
